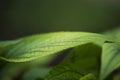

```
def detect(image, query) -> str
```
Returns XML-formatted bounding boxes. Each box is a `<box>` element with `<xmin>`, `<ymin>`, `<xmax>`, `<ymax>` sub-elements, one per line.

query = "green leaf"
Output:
<box><xmin>100</xmin><ymin>43</ymin><xmax>120</xmax><ymax>80</ymax></box>
<box><xmin>0</xmin><ymin>32</ymin><xmax>111</xmax><ymax>62</ymax></box>
<box><xmin>45</xmin><ymin>43</ymin><xmax>101</xmax><ymax>80</ymax></box>
<box><xmin>23</xmin><ymin>68</ymin><xmax>50</xmax><ymax>80</ymax></box>
<box><xmin>0</xmin><ymin>54</ymin><xmax>55</xmax><ymax>80</ymax></box>
<box><xmin>0</xmin><ymin>40</ymin><xmax>21</xmax><ymax>47</ymax></box>
<box><xmin>0</xmin><ymin>40</ymin><xmax>22</xmax><ymax>56</ymax></box>
<box><xmin>104</xmin><ymin>27</ymin><xmax>120</xmax><ymax>43</ymax></box>
<box><xmin>45</xmin><ymin>62</ymin><xmax>83</xmax><ymax>80</ymax></box>
<box><xmin>80</xmin><ymin>73</ymin><xmax>96</xmax><ymax>80</ymax></box>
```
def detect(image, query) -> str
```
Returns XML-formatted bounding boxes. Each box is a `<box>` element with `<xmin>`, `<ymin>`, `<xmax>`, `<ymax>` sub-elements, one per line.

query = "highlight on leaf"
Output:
<box><xmin>1</xmin><ymin>31</ymin><xmax>120</xmax><ymax>80</ymax></box>
<box><xmin>0</xmin><ymin>32</ymin><xmax>110</xmax><ymax>62</ymax></box>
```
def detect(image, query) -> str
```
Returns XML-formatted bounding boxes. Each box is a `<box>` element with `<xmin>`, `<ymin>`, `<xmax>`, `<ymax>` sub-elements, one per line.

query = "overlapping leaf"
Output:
<box><xmin>23</xmin><ymin>68</ymin><xmax>50</xmax><ymax>80</ymax></box>
<box><xmin>0</xmin><ymin>32</ymin><xmax>110</xmax><ymax>62</ymax></box>
<box><xmin>1</xmin><ymin>32</ymin><xmax>120</xmax><ymax>80</ymax></box>
<box><xmin>45</xmin><ymin>43</ymin><xmax>101</xmax><ymax>80</ymax></box>
<box><xmin>100</xmin><ymin>43</ymin><xmax>120</xmax><ymax>80</ymax></box>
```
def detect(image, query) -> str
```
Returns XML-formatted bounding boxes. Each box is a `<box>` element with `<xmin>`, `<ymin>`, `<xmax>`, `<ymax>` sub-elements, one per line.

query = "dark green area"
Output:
<box><xmin>1</xmin><ymin>0</ymin><xmax>120</xmax><ymax>40</ymax></box>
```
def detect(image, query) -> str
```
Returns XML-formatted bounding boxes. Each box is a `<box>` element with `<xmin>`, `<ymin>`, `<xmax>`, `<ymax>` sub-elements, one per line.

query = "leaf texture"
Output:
<box><xmin>80</xmin><ymin>73</ymin><xmax>96</xmax><ymax>80</ymax></box>
<box><xmin>45</xmin><ymin>43</ymin><xmax>101</xmax><ymax>80</ymax></box>
<box><xmin>45</xmin><ymin>62</ymin><xmax>83</xmax><ymax>80</ymax></box>
<box><xmin>0</xmin><ymin>39</ymin><xmax>22</xmax><ymax>47</ymax></box>
<box><xmin>100</xmin><ymin>43</ymin><xmax>120</xmax><ymax>80</ymax></box>
<box><xmin>0</xmin><ymin>32</ymin><xmax>110</xmax><ymax>62</ymax></box>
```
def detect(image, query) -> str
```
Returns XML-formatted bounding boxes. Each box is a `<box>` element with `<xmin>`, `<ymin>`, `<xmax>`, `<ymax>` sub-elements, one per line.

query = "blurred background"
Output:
<box><xmin>1</xmin><ymin>0</ymin><xmax>120</xmax><ymax>80</ymax></box>
<box><xmin>1</xmin><ymin>0</ymin><xmax>120</xmax><ymax>40</ymax></box>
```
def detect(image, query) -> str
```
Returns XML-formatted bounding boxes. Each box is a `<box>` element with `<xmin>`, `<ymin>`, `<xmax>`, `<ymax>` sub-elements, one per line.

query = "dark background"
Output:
<box><xmin>1</xmin><ymin>0</ymin><xmax>120</xmax><ymax>40</ymax></box>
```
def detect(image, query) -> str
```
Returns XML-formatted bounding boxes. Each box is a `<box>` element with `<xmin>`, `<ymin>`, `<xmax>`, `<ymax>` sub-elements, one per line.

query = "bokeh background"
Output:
<box><xmin>1</xmin><ymin>0</ymin><xmax>120</xmax><ymax>40</ymax></box>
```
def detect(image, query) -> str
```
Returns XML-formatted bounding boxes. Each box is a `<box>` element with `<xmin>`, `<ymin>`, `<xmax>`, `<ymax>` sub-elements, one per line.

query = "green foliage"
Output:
<box><xmin>0</xmin><ymin>32</ymin><xmax>110</xmax><ymax>62</ymax></box>
<box><xmin>100</xmin><ymin>43</ymin><xmax>120</xmax><ymax>80</ymax></box>
<box><xmin>1</xmin><ymin>29</ymin><xmax>120</xmax><ymax>80</ymax></box>
<box><xmin>0</xmin><ymin>55</ymin><xmax>54</xmax><ymax>80</ymax></box>
<box><xmin>80</xmin><ymin>73</ymin><xmax>96</xmax><ymax>80</ymax></box>
<box><xmin>23</xmin><ymin>68</ymin><xmax>51</xmax><ymax>80</ymax></box>
<box><xmin>45</xmin><ymin>43</ymin><xmax>101</xmax><ymax>80</ymax></box>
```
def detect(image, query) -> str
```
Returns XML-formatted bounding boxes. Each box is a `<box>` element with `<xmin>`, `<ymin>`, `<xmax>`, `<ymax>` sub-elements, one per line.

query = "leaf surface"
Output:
<box><xmin>0</xmin><ymin>32</ymin><xmax>111</xmax><ymax>62</ymax></box>
<box><xmin>100</xmin><ymin>43</ymin><xmax>120</xmax><ymax>80</ymax></box>
<box><xmin>45</xmin><ymin>43</ymin><xmax>101</xmax><ymax>80</ymax></box>
<box><xmin>23</xmin><ymin>68</ymin><xmax>50</xmax><ymax>80</ymax></box>
<box><xmin>0</xmin><ymin>40</ymin><xmax>21</xmax><ymax>47</ymax></box>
